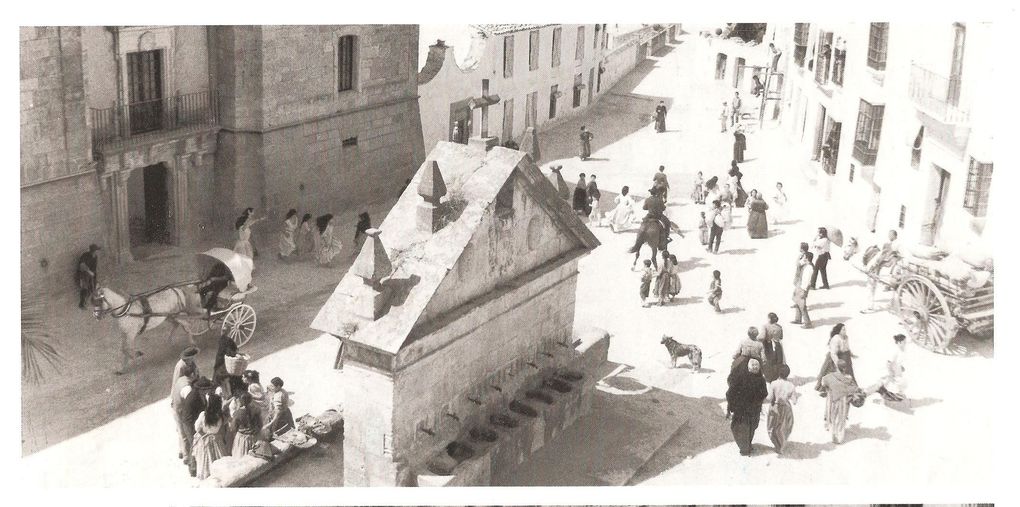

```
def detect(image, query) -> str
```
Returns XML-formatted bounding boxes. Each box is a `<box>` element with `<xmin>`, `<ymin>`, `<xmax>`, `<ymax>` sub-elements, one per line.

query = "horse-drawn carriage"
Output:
<box><xmin>851</xmin><ymin>242</ymin><xmax>994</xmax><ymax>354</ymax></box>
<box><xmin>92</xmin><ymin>248</ymin><xmax>258</xmax><ymax>373</ymax></box>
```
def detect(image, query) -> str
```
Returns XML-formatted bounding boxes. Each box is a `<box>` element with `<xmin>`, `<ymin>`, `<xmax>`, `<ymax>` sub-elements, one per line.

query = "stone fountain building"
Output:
<box><xmin>311</xmin><ymin>139</ymin><xmax>609</xmax><ymax>486</ymax></box>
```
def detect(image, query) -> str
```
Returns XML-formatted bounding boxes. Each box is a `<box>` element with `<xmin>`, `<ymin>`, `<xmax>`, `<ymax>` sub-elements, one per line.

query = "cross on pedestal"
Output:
<box><xmin>469</xmin><ymin>79</ymin><xmax>501</xmax><ymax>139</ymax></box>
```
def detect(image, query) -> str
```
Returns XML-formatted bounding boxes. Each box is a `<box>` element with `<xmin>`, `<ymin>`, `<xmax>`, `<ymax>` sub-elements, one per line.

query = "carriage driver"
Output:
<box><xmin>197</xmin><ymin>262</ymin><xmax>233</xmax><ymax>313</ymax></box>
<box><xmin>643</xmin><ymin>187</ymin><xmax>674</xmax><ymax>245</ymax></box>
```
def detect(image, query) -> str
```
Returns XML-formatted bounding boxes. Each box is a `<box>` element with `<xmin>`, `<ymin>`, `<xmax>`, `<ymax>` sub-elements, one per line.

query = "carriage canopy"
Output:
<box><xmin>195</xmin><ymin>248</ymin><xmax>254</xmax><ymax>291</ymax></box>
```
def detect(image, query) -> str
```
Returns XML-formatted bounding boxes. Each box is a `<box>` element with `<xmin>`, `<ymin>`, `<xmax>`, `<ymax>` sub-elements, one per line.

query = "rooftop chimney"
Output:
<box><xmin>417</xmin><ymin>160</ymin><xmax>448</xmax><ymax>233</ymax></box>
<box><xmin>351</xmin><ymin>228</ymin><xmax>393</xmax><ymax>321</ymax></box>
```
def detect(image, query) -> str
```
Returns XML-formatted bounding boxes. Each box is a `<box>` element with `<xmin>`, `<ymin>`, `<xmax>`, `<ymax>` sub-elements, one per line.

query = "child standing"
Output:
<box><xmin>639</xmin><ymin>260</ymin><xmax>655</xmax><ymax>307</ymax></box>
<box><xmin>692</xmin><ymin>171</ymin><xmax>705</xmax><ymax>204</ymax></box>
<box><xmin>707</xmin><ymin>270</ymin><xmax>723</xmax><ymax>312</ymax></box>
<box><xmin>698</xmin><ymin>211</ymin><xmax>710</xmax><ymax>245</ymax></box>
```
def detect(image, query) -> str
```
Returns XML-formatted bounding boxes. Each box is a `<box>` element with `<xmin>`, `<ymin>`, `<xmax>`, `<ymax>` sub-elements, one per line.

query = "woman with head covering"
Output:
<box><xmin>315</xmin><ymin>214</ymin><xmax>343</xmax><ymax>267</ymax></box>
<box><xmin>573</xmin><ymin>173</ymin><xmax>590</xmax><ymax>216</ymax></box>
<box><xmin>746</xmin><ymin>189</ymin><xmax>770</xmax><ymax>239</ymax></box>
<box><xmin>821</xmin><ymin>359</ymin><xmax>859</xmax><ymax>444</ymax></box>
<box><xmin>668</xmin><ymin>254</ymin><xmax>682</xmax><ymax>299</ymax></box>
<box><xmin>229</xmin><ymin>392</ymin><xmax>262</xmax><ymax>457</ymax></box>
<box><xmin>278</xmin><ymin>209</ymin><xmax>299</xmax><ymax>260</ymax></box>
<box><xmin>653</xmin><ymin>250</ymin><xmax>672</xmax><ymax>306</ymax></box>
<box><xmin>729</xmin><ymin>164</ymin><xmax>748</xmax><ymax>208</ymax></box>
<box><xmin>295</xmin><ymin>213</ymin><xmax>315</xmax><ymax>258</ymax></box>
<box><xmin>765</xmin><ymin>364</ymin><xmax>798</xmax><ymax>454</ymax></box>
<box><xmin>192</xmin><ymin>393</ymin><xmax>226</xmax><ymax>480</ymax></box>
<box><xmin>726</xmin><ymin>358</ymin><xmax>769</xmax><ymax>456</ymax></box>
<box><xmin>730</xmin><ymin>326</ymin><xmax>767</xmax><ymax>380</ymax></box>
<box><xmin>815</xmin><ymin>323</ymin><xmax>855</xmax><ymax>394</ymax></box>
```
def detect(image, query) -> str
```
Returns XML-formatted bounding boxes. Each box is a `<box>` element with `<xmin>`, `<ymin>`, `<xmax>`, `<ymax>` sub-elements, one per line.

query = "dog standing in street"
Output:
<box><xmin>661</xmin><ymin>335</ymin><xmax>703</xmax><ymax>371</ymax></box>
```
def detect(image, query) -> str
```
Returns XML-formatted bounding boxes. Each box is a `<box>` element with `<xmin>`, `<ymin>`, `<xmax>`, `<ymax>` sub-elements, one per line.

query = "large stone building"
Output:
<box><xmin>770</xmin><ymin>22</ymin><xmax>995</xmax><ymax>251</ymax></box>
<box><xmin>311</xmin><ymin>140</ymin><xmax>609</xmax><ymax>486</ymax></box>
<box><xmin>417</xmin><ymin>24</ymin><xmax>675</xmax><ymax>156</ymax></box>
<box><xmin>21</xmin><ymin>26</ymin><xmax>425</xmax><ymax>293</ymax></box>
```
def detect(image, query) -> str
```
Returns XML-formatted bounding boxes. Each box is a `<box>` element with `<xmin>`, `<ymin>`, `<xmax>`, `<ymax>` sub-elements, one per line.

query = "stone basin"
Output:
<box><xmin>446</xmin><ymin>441</ymin><xmax>475</xmax><ymax>463</ymax></box>
<box><xmin>426</xmin><ymin>454</ymin><xmax>457</xmax><ymax>475</ymax></box>
<box><xmin>525</xmin><ymin>389</ymin><xmax>555</xmax><ymax>404</ymax></box>
<box><xmin>543</xmin><ymin>377</ymin><xmax>573</xmax><ymax>393</ymax></box>
<box><xmin>468</xmin><ymin>427</ymin><xmax>499</xmax><ymax>443</ymax></box>
<box><xmin>508</xmin><ymin>400</ymin><xmax>538</xmax><ymax>418</ymax></box>
<box><xmin>489</xmin><ymin>413</ymin><xmax>519</xmax><ymax>429</ymax></box>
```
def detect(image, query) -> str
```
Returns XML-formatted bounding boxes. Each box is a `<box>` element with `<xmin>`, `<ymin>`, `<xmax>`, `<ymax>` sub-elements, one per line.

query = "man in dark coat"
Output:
<box><xmin>586</xmin><ymin>174</ymin><xmax>601</xmax><ymax>217</ymax></box>
<box><xmin>182</xmin><ymin>376</ymin><xmax>215</xmax><ymax>476</ymax></box>
<box><xmin>76</xmin><ymin>244</ymin><xmax>100</xmax><ymax>309</ymax></box>
<box><xmin>654</xmin><ymin>101</ymin><xmax>667</xmax><ymax>133</ymax></box>
<box><xmin>652</xmin><ymin>165</ymin><xmax>670</xmax><ymax>201</ymax></box>
<box><xmin>733</xmin><ymin>127</ymin><xmax>747</xmax><ymax>163</ymax></box>
<box><xmin>579</xmin><ymin>126</ymin><xmax>594</xmax><ymax>160</ymax></box>
<box><xmin>726</xmin><ymin>358</ymin><xmax>768</xmax><ymax>456</ymax></box>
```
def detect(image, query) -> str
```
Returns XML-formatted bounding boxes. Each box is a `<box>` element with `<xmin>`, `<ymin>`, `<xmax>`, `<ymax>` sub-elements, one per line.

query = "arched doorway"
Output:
<box><xmin>127</xmin><ymin>162</ymin><xmax>172</xmax><ymax>257</ymax></box>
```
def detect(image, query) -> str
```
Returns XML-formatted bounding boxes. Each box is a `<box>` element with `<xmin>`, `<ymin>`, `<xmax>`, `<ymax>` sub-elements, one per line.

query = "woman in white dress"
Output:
<box><xmin>874</xmin><ymin>334</ymin><xmax>908</xmax><ymax>403</ymax></box>
<box><xmin>609</xmin><ymin>186</ymin><xmax>638</xmax><ymax>232</ymax></box>
<box><xmin>233</xmin><ymin>210</ymin><xmax>266</xmax><ymax>259</ymax></box>
<box><xmin>771</xmin><ymin>182</ymin><xmax>788</xmax><ymax>225</ymax></box>
<box><xmin>278</xmin><ymin>209</ymin><xmax>299</xmax><ymax>260</ymax></box>
<box><xmin>316</xmin><ymin>214</ymin><xmax>342</xmax><ymax>267</ymax></box>
<box><xmin>193</xmin><ymin>394</ymin><xmax>226</xmax><ymax>480</ymax></box>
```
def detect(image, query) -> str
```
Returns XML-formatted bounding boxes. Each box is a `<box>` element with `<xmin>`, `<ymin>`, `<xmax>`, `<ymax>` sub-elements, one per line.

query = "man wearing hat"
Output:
<box><xmin>171</xmin><ymin>363</ymin><xmax>197</xmax><ymax>463</ymax></box>
<box><xmin>76</xmin><ymin>244</ymin><xmax>101</xmax><ymax>309</ymax></box>
<box><xmin>182</xmin><ymin>376</ymin><xmax>216</xmax><ymax>476</ymax></box>
<box><xmin>171</xmin><ymin>347</ymin><xmax>201</xmax><ymax>400</ymax></box>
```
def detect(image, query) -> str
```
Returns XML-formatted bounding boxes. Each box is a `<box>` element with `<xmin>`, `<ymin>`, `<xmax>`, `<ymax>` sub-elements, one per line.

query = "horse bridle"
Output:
<box><xmin>92</xmin><ymin>289</ymin><xmax>131</xmax><ymax>320</ymax></box>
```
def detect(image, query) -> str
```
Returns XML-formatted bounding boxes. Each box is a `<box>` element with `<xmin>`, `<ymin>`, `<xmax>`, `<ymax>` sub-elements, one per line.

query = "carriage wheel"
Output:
<box><xmin>896</xmin><ymin>276</ymin><xmax>958</xmax><ymax>353</ymax></box>
<box><xmin>221</xmin><ymin>304</ymin><xmax>257</xmax><ymax>348</ymax></box>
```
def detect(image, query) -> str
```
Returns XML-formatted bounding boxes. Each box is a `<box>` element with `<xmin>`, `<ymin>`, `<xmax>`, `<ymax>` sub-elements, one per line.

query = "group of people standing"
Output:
<box><xmin>790</xmin><ymin>227</ymin><xmax>834</xmax><ymax>329</ymax></box>
<box><xmin>170</xmin><ymin>342</ymin><xmax>295</xmax><ymax>479</ymax></box>
<box><xmin>234</xmin><ymin>207</ymin><xmax>372</xmax><ymax>269</ymax></box>
<box><xmin>695</xmin><ymin>161</ymin><xmax>788</xmax><ymax>253</ymax></box>
<box><xmin>571</xmin><ymin>172</ymin><xmax>602</xmax><ymax>221</ymax></box>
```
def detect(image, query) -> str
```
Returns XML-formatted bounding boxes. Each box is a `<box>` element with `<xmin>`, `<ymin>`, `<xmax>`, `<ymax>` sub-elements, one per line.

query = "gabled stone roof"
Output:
<box><xmin>471</xmin><ymin>24</ymin><xmax>556</xmax><ymax>36</ymax></box>
<box><xmin>310</xmin><ymin>142</ymin><xmax>599</xmax><ymax>355</ymax></box>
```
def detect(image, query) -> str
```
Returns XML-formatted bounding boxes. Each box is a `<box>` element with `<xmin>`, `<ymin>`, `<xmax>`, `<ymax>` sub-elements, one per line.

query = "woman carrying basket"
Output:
<box><xmin>214</xmin><ymin>332</ymin><xmax>242</xmax><ymax>397</ymax></box>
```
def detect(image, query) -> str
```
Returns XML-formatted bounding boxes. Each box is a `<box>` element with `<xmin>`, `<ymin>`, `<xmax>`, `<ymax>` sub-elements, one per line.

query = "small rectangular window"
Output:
<box><xmin>552</xmin><ymin>27</ymin><xmax>562</xmax><ymax>68</ymax></box>
<box><xmin>575</xmin><ymin>26</ymin><xmax>585</xmax><ymax>61</ymax></box>
<box><xmin>593</xmin><ymin>24</ymin><xmax>600</xmax><ymax>49</ymax></box>
<box><xmin>338</xmin><ymin>35</ymin><xmax>356</xmax><ymax>92</ymax></box>
<box><xmin>529</xmin><ymin>30</ymin><xmax>540</xmax><ymax>71</ymax></box>
<box><xmin>503</xmin><ymin>35</ymin><xmax>515</xmax><ymax>78</ymax></box>
<box><xmin>342</xmin><ymin>136</ymin><xmax>358</xmax><ymax>147</ymax></box>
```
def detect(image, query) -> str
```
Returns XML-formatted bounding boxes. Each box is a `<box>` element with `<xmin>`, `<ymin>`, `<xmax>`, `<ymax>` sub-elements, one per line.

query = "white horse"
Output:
<box><xmin>92</xmin><ymin>286</ymin><xmax>204</xmax><ymax>374</ymax></box>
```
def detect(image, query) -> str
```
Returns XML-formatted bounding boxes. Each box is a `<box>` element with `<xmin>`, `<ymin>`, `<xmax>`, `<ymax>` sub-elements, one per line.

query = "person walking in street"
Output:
<box><xmin>192</xmin><ymin>392</ymin><xmax>225</xmax><ymax>480</ymax></box>
<box><xmin>729</xmin><ymin>162</ymin><xmax>747</xmax><ymax>207</ymax></box>
<box><xmin>707</xmin><ymin>200</ymin><xmax>724</xmax><ymax>254</ymax></box>
<box><xmin>731</xmin><ymin>326</ymin><xmax>766</xmax><ymax>375</ymax></box>
<box><xmin>278</xmin><ymin>209</ymin><xmax>299</xmax><ymax>260</ymax></box>
<box><xmin>873</xmin><ymin>334</ymin><xmax>908</xmax><ymax>403</ymax></box>
<box><xmin>573</xmin><ymin>173</ymin><xmax>590</xmax><ymax>216</ymax></box>
<box><xmin>653</xmin><ymin>165</ymin><xmax>670</xmax><ymax>201</ymax></box>
<box><xmin>653</xmin><ymin>251</ymin><xmax>672</xmax><ymax>306</ymax></box>
<box><xmin>692</xmin><ymin>171</ymin><xmax>705</xmax><ymax>204</ymax></box>
<box><xmin>698</xmin><ymin>211</ymin><xmax>710</xmax><ymax>246</ymax></box>
<box><xmin>213</xmin><ymin>332</ymin><xmax>239</xmax><ymax>397</ymax></box>
<box><xmin>765</xmin><ymin>363</ymin><xmax>798</xmax><ymax>455</ymax></box>
<box><xmin>316</xmin><ymin>214</ymin><xmax>343</xmax><ymax>267</ymax></box>
<box><xmin>771</xmin><ymin>182</ymin><xmax>788</xmax><ymax>225</ymax></box>
<box><xmin>579</xmin><ymin>126</ymin><xmax>594</xmax><ymax>161</ymax></box>
<box><xmin>792</xmin><ymin>243</ymin><xmax>814</xmax><ymax>328</ymax></box>
<box><xmin>707</xmin><ymin>270</ymin><xmax>723</xmax><ymax>312</ymax></box>
<box><xmin>265</xmin><ymin>377</ymin><xmax>296</xmax><ymax>436</ymax></box>
<box><xmin>234</xmin><ymin>208</ymin><xmax>266</xmax><ymax>260</ymax></box>
<box><xmin>296</xmin><ymin>213</ymin><xmax>315</xmax><ymax>259</ymax></box>
<box><xmin>733</xmin><ymin>125</ymin><xmax>747</xmax><ymax>163</ymax></box>
<box><xmin>609</xmin><ymin>186</ymin><xmax>638</xmax><ymax>232</ymax></box>
<box><xmin>171</xmin><ymin>363</ymin><xmax>197</xmax><ymax>462</ymax></box>
<box><xmin>353</xmin><ymin>212</ymin><xmax>372</xmax><ymax>256</ymax></box>
<box><xmin>731</xmin><ymin>91</ymin><xmax>742</xmax><ymax>127</ymax></box>
<box><xmin>639</xmin><ymin>259</ymin><xmax>655</xmax><ymax>307</ymax></box>
<box><xmin>668</xmin><ymin>254</ymin><xmax>682</xmax><ymax>299</ymax></box>
<box><xmin>654</xmin><ymin>101</ymin><xmax>667</xmax><ymax>133</ymax></box>
<box><xmin>719</xmin><ymin>102</ymin><xmax>731</xmax><ymax>133</ymax></box>
<box><xmin>76</xmin><ymin>244</ymin><xmax>101</xmax><ymax>309</ymax></box>
<box><xmin>587</xmin><ymin>174</ymin><xmax>602</xmax><ymax>223</ymax></box>
<box><xmin>761</xmin><ymin>320</ymin><xmax>786</xmax><ymax>383</ymax></box>
<box><xmin>746</xmin><ymin>189</ymin><xmax>770</xmax><ymax>238</ymax></box>
<box><xmin>726</xmin><ymin>358</ymin><xmax>768</xmax><ymax>456</ymax></box>
<box><xmin>762</xmin><ymin>312</ymin><xmax>784</xmax><ymax>344</ymax></box>
<box><xmin>810</xmin><ymin>227</ymin><xmax>832</xmax><ymax>290</ymax></box>
<box><xmin>182</xmin><ymin>376</ymin><xmax>215</xmax><ymax>476</ymax></box>
<box><xmin>815</xmin><ymin>323</ymin><xmax>856</xmax><ymax>395</ymax></box>
<box><xmin>821</xmin><ymin>359</ymin><xmax>860</xmax><ymax>444</ymax></box>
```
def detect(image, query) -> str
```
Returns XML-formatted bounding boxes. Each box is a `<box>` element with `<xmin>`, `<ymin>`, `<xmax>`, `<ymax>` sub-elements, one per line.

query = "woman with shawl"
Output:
<box><xmin>761</xmin><ymin>325</ymin><xmax>786</xmax><ymax>383</ymax></box>
<box><xmin>765</xmin><ymin>364</ymin><xmax>798</xmax><ymax>454</ymax></box>
<box><xmin>278</xmin><ymin>209</ymin><xmax>299</xmax><ymax>260</ymax></box>
<box><xmin>668</xmin><ymin>254</ymin><xmax>682</xmax><ymax>299</ymax></box>
<box><xmin>746</xmin><ymin>189</ymin><xmax>770</xmax><ymax>239</ymax></box>
<box><xmin>295</xmin><ymin>213</ymin><xmax>315</xmax><ymax>258</ymax></box>
<box><xmin>653</xmin><ymin>250</ymin><xmax>672</xmax><ymax>305</ymax></box>
<box><xmin>572</xmin><ymin>173</ymin><xmax>590</xmax><ymax>216</ymax></box>
<box><xmin>316</xmin><ymin>214</ymin><xmax>342</xmax><ymax>267</ymax></box>
<box><xmin>729</xmin><ymin>163</ymin><xmax>748</xmax><ymax>208</ymax></box>
<box><xmin>815</xmin><ymin>323</ymin><xmax>855</xmax><ymax>395</ymax></box>
<box><xmin>726</xmin><ymin>358</ymin><xmax>769</xmax><ymax>456</ymax></box>
<box><xmin>821</xmin><ymin>359</ymin><xmax>860</xmax><ymax>444</ymax></box>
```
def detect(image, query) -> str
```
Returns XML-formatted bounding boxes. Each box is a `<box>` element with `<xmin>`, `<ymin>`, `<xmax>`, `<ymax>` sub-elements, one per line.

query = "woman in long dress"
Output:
<box><xmin>316</xmin><ymin>214</ymin><xmax>342</xmax><ymax>267</ymax></box>
<box><xmin>295</xmin><ymin>214</ymin><xmax>315</xmax><ymax>258</ymax></box>
<box><xmin>733</xmin><ymin>127</ymin><xmax>747</xmax><ymax>163</ymax></box>
<box><xmin>609</xmin><ymin>186</ymin><xmax>637</xmax><ymax>232</ymax></box>
<box><xmin>765</xmin><ymin>364</ymin><xmax>798</xmax><ymax>454</ymax></box>
<box><xmin>771</xmin><ymin>182</ymin><xmax>788</xmax><ymax>225</ymax></box>
<box><xmin>821</xmin><ymin>359</ymin><xmax>858</xmax><ymax>444</ymax></box>
<box><xmin>698</xmin><ymin>212</ymin><xmax>710</xmax><ymax>245</ymax></box>
<box><xmin>278</xmin><ymin>209</ymin><xmax>299</xmax><ymax>260</ymax></box>
<box><xmin>193</xmin><ymin>394</ymin><xmax>225</xmax><ymax>480</ymax></box>
<box><xmin>816</xmin><ymin>323</ymin><xmax>855</xmax><ymax>395</ymax></box>
<box><xmin>761</xmin><ymin>326</ymin><xmax>786</xmax><ymax>383</ymax></box>
<box><xmin>726</xmin><ymin>358</ymin><xmax>768</xmax><ymax>456</ymax></box>
<box><xmin>703</xmin><ymin>176</ymin><xmax>720</xmax><ymax>206</ymax></box>
<box><xmin>653</xmin><ymin>251</ymin><xmax>672</xmax><ymax>305</ymax></box>
<box><xmin>746</xmin><ymin>190</ymin><xmax>770</xmax><ymax>239</ymax></box>
<box><xmin>233</xmin><ymin>216</ymin><xmax>255</xmax><ymax>259</ymax></box>
<box><xmin>238</xmin><ymin>208</ymin><xmax>266</xmax><ymax>259</ymax></box>
<box><xmin>729</xmin><ymin>164</ymin><xmax>748</xmax><ymax>208</ymax></box>
<box><xmin>229</xmin><ymin>392</ymin><xmax>261</xmax><ymax>457</ymax></box>
<box><xmin>668</xmin><ymin>254</ymin><xmax>682</xmax><ymax>298</ymax></box>
<box><xmin>875</xmin><ymin>334</ymin><xmax>908</xmax><ymax>403</ymax></box>
<box><xmin>572</xmin><ymin>174</ymin><xmax>589</xmax><ymax>215</ymax></box>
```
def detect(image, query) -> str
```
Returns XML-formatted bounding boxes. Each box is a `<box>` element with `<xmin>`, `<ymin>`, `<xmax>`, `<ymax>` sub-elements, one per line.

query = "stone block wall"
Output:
<box><xmin>342</xmin><ymin>362</ymin><xmax>401</xmax><ymax>486</ymax></box>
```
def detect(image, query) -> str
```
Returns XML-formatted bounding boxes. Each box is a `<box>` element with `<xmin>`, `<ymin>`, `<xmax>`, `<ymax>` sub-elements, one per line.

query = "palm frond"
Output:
<box><xmin>21</xmin><ymin>291</ymin><xmax>64</xmax><ymax>384</ymax></box>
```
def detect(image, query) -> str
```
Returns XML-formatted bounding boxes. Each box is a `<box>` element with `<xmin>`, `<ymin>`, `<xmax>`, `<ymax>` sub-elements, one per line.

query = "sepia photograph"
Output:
<box><xmin>9</xmin><ymin>2</ymin><xmax>1009</xmax><ymax>505</ymax></box>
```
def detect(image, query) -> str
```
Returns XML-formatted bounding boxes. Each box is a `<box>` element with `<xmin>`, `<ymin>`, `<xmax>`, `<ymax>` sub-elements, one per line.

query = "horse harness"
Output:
<box><xmin>96</xmin><ymin>286</ymin><xmax>189</xmax><ymax>334</ymax></box>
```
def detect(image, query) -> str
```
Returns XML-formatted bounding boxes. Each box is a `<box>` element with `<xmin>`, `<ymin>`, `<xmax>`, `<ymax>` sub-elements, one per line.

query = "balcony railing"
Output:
<box><xmin>852</xmin><ymin>141</ymin><xmax>878</xmax><ymax>166</ymax></box>
<box><xmin>908</xmin><ymin>63</ymin><xmax>969</xmax><ymax>125</ymax></box>
<box><xmin>90</xmin><ymin>91</ymin><xmax>219</xmax><ymax>154</ymax></box>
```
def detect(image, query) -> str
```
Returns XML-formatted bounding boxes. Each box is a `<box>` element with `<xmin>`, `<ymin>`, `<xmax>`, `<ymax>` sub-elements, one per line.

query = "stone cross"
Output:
<box><xmin>470</xmin><ymin>79</ymin><xmax>500</xmax><ymax>139</ymax></box>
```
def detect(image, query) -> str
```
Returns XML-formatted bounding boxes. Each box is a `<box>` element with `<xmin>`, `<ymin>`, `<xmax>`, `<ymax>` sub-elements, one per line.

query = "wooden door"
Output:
<box><xmin>588</xmin><ymin>68</ymin><xmax>595</xmax><ymax>104</ymax></box>
<box><xmin>127</xmin><ymin>50</ymin><xmax>164</xmax><ymax>135</ymax></box>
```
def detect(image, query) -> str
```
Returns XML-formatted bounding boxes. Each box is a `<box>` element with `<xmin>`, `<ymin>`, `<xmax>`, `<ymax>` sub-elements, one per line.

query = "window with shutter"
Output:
<box><xmin>963</xmin><ymin>158</ymin><xmax>992</xmax><ymax>217</ymax></box>
<box><xmin>867</xmin><ymin>23</ymin><xmax>889</xmax><ymax>71</ymax></box>
<box><xmin>575</xmin><ymin>26</ymin><xmax>585</xmax><ymax>61</ymax></box>
<box><xmin>338</xmin><ymin>36</ymin><xmax>357</xmax><ymax>92</ymax></box>
<box><xmin>853</xmin><ymin>99</ymin><xmax>884</xmax><ymax>165</ymax></box>
<box><xmin>529</xmin><ymin>30</ymin><xmax>540</xmax><ymax>71</ymax></box>
<box><xmin>552</xmin><ymin>27</ymin><xmax>562</xmax><ymax>68</ymax></box>
<box><xmin>793</xmin><ymin>23</ymin><xmax>810</xmax><ymax>67</ymax></box>
<box><xmin>504</xmin><ymin>35</ymin><xmax>515</xmax><ymax>78</ymax></box>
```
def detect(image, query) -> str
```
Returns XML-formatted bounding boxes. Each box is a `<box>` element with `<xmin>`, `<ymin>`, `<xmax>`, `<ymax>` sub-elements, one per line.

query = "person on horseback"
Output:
<box><xmin>643</xmin><ymin>187</ymin><xmax>673</xmax><ymax>246</ymax></box>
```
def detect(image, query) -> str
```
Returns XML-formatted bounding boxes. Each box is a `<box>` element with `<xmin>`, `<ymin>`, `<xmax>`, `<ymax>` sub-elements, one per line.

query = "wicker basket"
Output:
<box><xmin>224</xmin><ymin>353</ymin><xmax>249</xmax><ymax>376</ymax></box>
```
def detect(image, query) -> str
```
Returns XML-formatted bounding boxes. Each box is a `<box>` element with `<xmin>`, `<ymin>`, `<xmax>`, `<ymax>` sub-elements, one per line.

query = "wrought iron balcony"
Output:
<box><xmin>908</xmin><ymin>63</ymin><xmax>969</xmax><ymax>125</ymax></box>
<box><xmin>90</xmin><ymin>90</ymin><xmax>219</xmax><ymax>154</ymax></box>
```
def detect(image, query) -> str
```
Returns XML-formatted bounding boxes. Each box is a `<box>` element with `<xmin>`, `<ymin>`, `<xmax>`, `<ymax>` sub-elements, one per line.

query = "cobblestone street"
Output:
<box><xmin>21</xmin><ymin>30</ymin><xmax>995</xmax><ymax>489</ymax></box>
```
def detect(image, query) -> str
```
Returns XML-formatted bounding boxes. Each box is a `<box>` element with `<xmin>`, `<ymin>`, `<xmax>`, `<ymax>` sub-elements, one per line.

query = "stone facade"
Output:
<box><xmin>311</xmin><ymin>141</ymin><xmax>607</xmax><ymax>486</ymax></box>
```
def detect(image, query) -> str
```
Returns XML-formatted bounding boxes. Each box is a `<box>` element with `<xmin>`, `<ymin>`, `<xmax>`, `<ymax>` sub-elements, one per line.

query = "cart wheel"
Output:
<box><xmin>896</xmin><ymin>276</ymin><xmax>958</xmax><ymax>353</ymax></box>
<box><xmin>222</xmin><ymin>303</ymin><xmax>257</xmax><ymax>348</ymax></box>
